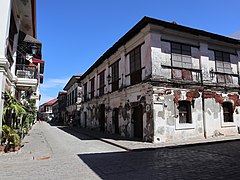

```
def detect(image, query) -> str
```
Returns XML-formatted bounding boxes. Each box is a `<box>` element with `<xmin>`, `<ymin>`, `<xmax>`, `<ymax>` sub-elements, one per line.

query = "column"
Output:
<box><xmin>0</xmin><ymin>0</ymin><xmax>11</xmax><ymax>58</ymax></box>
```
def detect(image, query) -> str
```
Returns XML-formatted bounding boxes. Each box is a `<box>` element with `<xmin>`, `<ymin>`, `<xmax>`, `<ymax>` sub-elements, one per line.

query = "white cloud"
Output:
<box><xmin>41</xmin><ymin>77</ymin><xmax>70</xmax><ymax>89</ymax></box>
<box><xmin>39</xmin><ymin>77</ymin><xmax>70</xmax><ymax>105</ymax></box>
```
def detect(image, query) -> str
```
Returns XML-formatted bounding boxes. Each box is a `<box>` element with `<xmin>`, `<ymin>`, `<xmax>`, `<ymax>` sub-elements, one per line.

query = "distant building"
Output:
<box><xmin>57</xmin><ymin>91</ymin><xmax>67</xmax><ymax>124</ymax></box>
<box><xmin>52</xmin><ymin>99</ymin><xmax>59</xmax><ymax>122</ymax></box>
<box><xmin>63</xmin><ymin>75</ymin><xmax>82</xmax><ymax>126</ymax></box>
<box><xmin>80</xmin><ymin>16</ymin><xmax>240</xmax><ymax>143</ymax></box>
<box><xmin>39</xmin><ymin>98</ymin><xmax>57</xmax><ymax>121</ymax></box>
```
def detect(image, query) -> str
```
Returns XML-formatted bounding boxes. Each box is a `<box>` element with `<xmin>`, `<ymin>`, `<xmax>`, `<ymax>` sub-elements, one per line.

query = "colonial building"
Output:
<box><xmin>39</xmin><ymin>98</ymin><xmax>57</xmax><ymax>121</ymax></box>
<box><xmin>80</xmin><ymin>16</ymin><xmax>240</xmax><ymax>143</ymax></box>
<box><xmin>51</xmin><ymin>99</ymin><xmax>59</xmax><ymax>122</ymax></box>
<box><xmin>57</xmin><ymin>91</ymin><xmax>67</xmax><ymax>123</ymax></box>
<box><xmin>63</xmin><ymin>75</ymin><xmax>82</xmax><ymax>126</ymax></box>
<box><xmin>0</xmin><ymin>0</ymin><xmax>44</xmax><ymax>128</ymax></box>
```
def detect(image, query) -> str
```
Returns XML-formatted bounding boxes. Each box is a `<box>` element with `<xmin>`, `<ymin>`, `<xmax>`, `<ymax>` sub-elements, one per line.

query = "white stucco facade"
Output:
<box><xmin>80</xmin><ymin>17</ymin><xmax>240</xmax><ymax>143</ymax></box>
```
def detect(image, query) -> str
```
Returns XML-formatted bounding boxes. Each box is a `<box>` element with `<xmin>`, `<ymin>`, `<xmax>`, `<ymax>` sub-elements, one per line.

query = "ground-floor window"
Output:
<box><xmin>223</xmin><ymin>102</ymin><xmax>233</xmax><ymax>122</ymax></box>
<box><xmin>178</xmin><ymin>100</ymin><xmax>192</xmax><ymax>123</ymax></box>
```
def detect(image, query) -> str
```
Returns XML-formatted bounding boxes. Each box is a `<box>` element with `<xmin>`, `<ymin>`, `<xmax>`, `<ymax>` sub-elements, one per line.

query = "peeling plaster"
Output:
<box><xmin>198</xmin><ymin>127</ymin><xmax>203</xmax><ymax>133</ymax></box>
<box><xmin>186</xmin><ymin>89</ymin><xmax>200</xmax><ymax>102</ymax></box>
<box><xmin>203</xmin><ymin>91</ymin><xmax>224</xmax><ymax>104</ymax></box>
<box><xmin>158</xmin><ymin>110</ymin><xmax>164</xmax><ymax>119</ymax></box>
<box><xmin>173</xmin><ymin>90</ymin><xmax>181</xmax><ymax>104</ymax></box>
<box><xmin>167</xmin><ymin>117</ymin><xmax>174</xmax><ymax>126</ymax></box>
<box><xmin>157</xmin><ymin>127</ymin><xmax>165</xmax><ymax>135</ymax></box>
<box><xmin>228</xmin><ymin>94</ymin><xmax>240</xmax><ymax>110</ymax></box>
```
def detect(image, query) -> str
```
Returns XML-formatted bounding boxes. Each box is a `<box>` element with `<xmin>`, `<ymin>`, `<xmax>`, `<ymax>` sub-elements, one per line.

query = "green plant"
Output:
<box><xmin>22</xmin><ymin>127</ymin><xmax>28</xmax><ymax>135</ymax></box>
<box><xmin>22</xmin><ymin>99</ymin><xmax>37</xmax><ymax>133</ymax></box>
<box><xmin>2</xmin><ymin>124</ymin><xmax>11</xmax><ymax>138</ymax></box>
<box><xmin>3</xmin><ymin>90</ymin><xmax>26</xmax><ymax>125</ymax></box>
<box><xmin>8</xmin><ymin>132</ymin><xmax>21</xmax><ymax>146</ymax></box>
<box><xmin>1</xmin><ymin>125</ymin><xmax>21</xmax><ymax>151</ymax></box>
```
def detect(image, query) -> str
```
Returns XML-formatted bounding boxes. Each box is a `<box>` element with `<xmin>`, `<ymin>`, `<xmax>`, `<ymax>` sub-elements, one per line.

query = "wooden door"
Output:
<box><xmin>112</xmin><ymin>108</ymin><xmax>119</xmax><ymax>134</ymax></box>
<box><xmin>99</xmin><ymin>104</ymin><xmax>105</xmax><ymax>132</ymax></box>
<box><xmin>132</xmin><ymin>105</ymin><xmax>143</xmax><ymax>139</ymax></box>
<box><xmin>84</xmin><ymin>112</ymin><xmax>87</xmax><ymax>128</ymax></box>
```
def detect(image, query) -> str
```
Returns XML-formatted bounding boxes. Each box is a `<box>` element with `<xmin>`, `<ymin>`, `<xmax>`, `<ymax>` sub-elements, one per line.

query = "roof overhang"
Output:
<box><xmin>15</xmin><ymin>0</ymin><xmax>36</xmax><ymax>37</ymax></box>
<box><xmin>23</xmin><ymin>33</ymin><xmax>42</xmax><ymax>44</ymax></box>
<box><xmin>63</xmin><ymin>75</ymin><xmax>81</xmax><ymax>90</ymax></box>
<box><xmin>80</xmin><ymin>16</ymin><xmax>240</xmax><ymax>80</ymax></box>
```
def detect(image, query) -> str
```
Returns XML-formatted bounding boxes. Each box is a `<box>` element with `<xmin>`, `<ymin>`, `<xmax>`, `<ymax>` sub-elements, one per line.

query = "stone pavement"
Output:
<box><xmin>0</xmin><ymin>122</ymin><xmax>52</xmax><ymax>162</ymax></box>
<box><xmin>0</xmin><ymin>122</ymin><xmax>125</xmax><ymax>180</ymax></box>
<box><xmin>1</xmin><ymin>122</ymin><xmax>240</xmax><ymax>179</ymax></box>
<box><xmin>70</xmin><ymin>125</ymin><xmax>240</xmax><ymax>151</ymax></box>
<box><xmin>63</xmin><ymin>125</ymin><xmax>240</xmax><ymax>179</ymax></box>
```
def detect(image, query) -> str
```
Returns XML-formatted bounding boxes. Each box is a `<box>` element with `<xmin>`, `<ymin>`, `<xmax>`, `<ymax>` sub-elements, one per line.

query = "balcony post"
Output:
<box><xmin>0</xmin><ymin>72</ymin><xmax>6</xmax><ymax>132</ymax></box>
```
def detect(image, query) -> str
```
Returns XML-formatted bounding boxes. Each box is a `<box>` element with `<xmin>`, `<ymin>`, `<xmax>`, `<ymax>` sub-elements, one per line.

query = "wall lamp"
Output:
<box><xmin>209</xmin><ymin>68</ymin><xmax>215</xmax><ymax>80</ymax></box>
<box><xmin>107</xmin><ymin>74</ymin><xmax>111</xmax><ymax>83</ymax></box>
<box><xmin>31</xmin><ymin>44</ymin><xmax>38</xmax><ymax>55</ymax></box>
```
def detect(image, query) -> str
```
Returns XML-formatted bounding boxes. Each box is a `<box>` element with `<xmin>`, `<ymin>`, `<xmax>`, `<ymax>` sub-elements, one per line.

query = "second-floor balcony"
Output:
<box><xmin>15</xmin><ymin>64</ymin><xmax>38</xmax><ymax>91</ymax></box>
<box><xmin>16</xmin><ymin>64</ymin><xmax>37</xmax><ymax>79</ymax></box>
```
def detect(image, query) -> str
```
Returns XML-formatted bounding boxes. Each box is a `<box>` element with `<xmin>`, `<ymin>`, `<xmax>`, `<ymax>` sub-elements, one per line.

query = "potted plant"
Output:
<box><xmin>1</xmin><ymin>125</ymin><xmax>21</xmax><ymax>152</ymax></box>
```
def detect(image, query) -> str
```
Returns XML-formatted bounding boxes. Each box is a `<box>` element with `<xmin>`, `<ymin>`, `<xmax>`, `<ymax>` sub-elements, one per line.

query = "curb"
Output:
<box><xmin>69</xmin><ymin>127</ymin><xmax>132</xmax><ymax>151</ymax></box>
<box><xmin>65</xmin><ymin>125</ymin><xmax>240</xmax><ymax>152</ymax></box>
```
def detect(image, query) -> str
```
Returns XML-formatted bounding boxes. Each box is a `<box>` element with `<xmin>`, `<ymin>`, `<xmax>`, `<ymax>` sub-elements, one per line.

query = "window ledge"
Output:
<box><xmin>161</xmin><ymin>64</ymin><xmax>202</xmax><ymax>72</ymax></box>
<box><xmin>221</xmin><ymin>122</ymin><xmax>236</xmax><ymax>128</ymax></box>
<box><xmin>175</xmin><ymin>122</ymin><xmax>195</xmax><ymax>130</ymax></box>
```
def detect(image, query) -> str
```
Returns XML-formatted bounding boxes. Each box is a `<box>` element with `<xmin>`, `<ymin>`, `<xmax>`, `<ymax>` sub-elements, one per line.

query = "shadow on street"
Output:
<box><xmin>48</xmin><ymin>121</ymin><xmax>144</xmax><ymax>142</ymax></box>
<box><xmin>48</xmin><ymin>121</ymin><xmax>240</xmax><ymax>179</ymax></box>
<box><xmin>78</xmin><ymin>141</ymin><xmax>240</xmax><ymax>179</ymax></box>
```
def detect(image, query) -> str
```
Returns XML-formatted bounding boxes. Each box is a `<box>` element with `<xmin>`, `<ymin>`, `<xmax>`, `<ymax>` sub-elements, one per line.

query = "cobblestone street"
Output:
<box><xmin>1</xmin><ymin>122</ymin><xmax>240</xmax><ymax>179</ymax></box>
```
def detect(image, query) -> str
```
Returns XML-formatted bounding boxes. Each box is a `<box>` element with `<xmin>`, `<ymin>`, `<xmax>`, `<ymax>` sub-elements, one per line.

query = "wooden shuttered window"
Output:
<box><xmin>99</xmin><ymin>71</ymin><xmax>105</xmax><ymax>96</ymax></box>
<box><xmin>111</xmin><ymin>61</ymin><xmax>119</xmax><ymax>92</ymax></box>
<box><xmin>129</xmin><ymin>46</ymin><xmax>142</xmax><ymax>85</ymax></box>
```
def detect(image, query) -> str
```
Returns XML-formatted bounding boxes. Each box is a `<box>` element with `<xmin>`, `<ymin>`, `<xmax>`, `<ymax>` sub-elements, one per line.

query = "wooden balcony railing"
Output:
<box><xmin>16</xmin><ymin>64</ymin><xmax>37</xmax><ymax>79</ymax></box>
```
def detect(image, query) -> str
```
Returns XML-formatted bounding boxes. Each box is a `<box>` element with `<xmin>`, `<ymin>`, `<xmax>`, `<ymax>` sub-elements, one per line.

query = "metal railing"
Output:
<box><xmin>16</xmin><ymin>64</ymin><xmax>37</xmax><ymax>79</ymax></box>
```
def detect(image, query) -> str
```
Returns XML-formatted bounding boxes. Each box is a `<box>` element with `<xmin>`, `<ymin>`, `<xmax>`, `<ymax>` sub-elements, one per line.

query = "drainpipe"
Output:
<box><xmin>199</xmin><ymin>42</ymin><xmax>207</xmax><ymax>139</ymax></box>
<box><xmin>202</xmin><ymin>88</ymin><xmax>207</xmax><ymax>139</ymax></box>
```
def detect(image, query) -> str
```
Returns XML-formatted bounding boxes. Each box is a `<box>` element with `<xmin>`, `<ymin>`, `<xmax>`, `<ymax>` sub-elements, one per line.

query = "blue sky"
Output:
<box><xmin>37</xmin><ymin>0</ymin><xmax>240</xmax><ymax>104</ymax></box>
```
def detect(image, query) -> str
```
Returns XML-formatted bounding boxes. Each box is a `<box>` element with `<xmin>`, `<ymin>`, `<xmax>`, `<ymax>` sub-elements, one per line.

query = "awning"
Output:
<box><xmin>40</xmin><ymin>75</ymin><xmax>44</xmax><ymax>84</ymax></box>
<box><xmin>32</xmin><ymin>58</ymin><xmax>44</xmax><ymax>64</ymax></box>
<box><xmin>32</xmin><ymin>58</ymin><xmax>44</xmax><ymax>74</ymax></box>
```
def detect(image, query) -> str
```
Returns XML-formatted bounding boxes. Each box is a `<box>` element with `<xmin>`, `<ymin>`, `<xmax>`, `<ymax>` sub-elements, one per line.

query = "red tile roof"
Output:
<box><xmin>44</xmin><ymin>98</ymin><xmax>57</xmax><ymax>105</ymax></box>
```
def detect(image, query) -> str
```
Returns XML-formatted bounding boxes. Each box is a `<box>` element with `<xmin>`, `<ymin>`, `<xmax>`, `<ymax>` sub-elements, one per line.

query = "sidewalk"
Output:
<box><xmin>0</xmin><ymin>122</ymin><xmax>52</xmax><ymax>161</ymax></box>
<box><xmin>70</xmin><ymin>126</ymin><xmax>240</xmax><ymax>151</ymax></box>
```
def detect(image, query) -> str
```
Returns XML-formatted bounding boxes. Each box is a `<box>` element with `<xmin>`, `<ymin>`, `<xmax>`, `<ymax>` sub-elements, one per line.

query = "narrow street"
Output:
<box><xmin>0</xmin><ymin>122</ymin><xmax>125</xmax><ymax>179</ymax></box>
<box><xmin>1</xmin><ymin>122</ymin><xmax>240</xmax><ymax>179</ymax></box>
